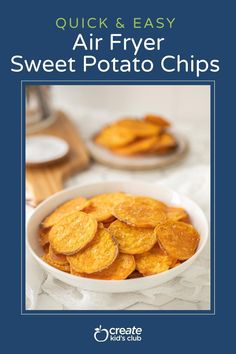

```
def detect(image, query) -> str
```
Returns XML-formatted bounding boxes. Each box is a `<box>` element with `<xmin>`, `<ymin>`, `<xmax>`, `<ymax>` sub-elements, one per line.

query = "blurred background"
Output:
<box><xmin>26</xmin><ymin>85</ymin><xmax>210</xmax><ymax>193</ymax></box>
<box><xmin>52</xmin><ymin>85</ymin><xmax>210</xmax><ymax>147</ymax></box>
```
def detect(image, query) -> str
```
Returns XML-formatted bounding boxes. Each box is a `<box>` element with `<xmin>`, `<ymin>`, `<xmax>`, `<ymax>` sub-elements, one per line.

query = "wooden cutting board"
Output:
<box><xmin>26</xmin><ymin>111</ymin><xmax>90</xmax><ymax>206</ymax></box>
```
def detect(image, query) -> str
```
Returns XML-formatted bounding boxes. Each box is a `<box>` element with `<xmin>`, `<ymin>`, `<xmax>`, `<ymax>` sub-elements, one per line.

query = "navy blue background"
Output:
<box><xmin>0</xmin><ymin>0</ymin><xmax>233</xmax><ymax>352</ymax></box>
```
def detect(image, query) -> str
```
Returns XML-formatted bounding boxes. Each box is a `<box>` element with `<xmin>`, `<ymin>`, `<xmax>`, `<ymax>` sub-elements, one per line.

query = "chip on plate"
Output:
<box><xmin>113</xmin><ymin>196</ymin><xmax>167</xmax><ymax>228</ymax></box>
<box><xmin>116</xmin><ymin>118</ymin><xmax>162</xmax><ymax>137</ymax></box>
<box><xmin>144</xmin><ymin>114</ymin><xmax>171</xmax><ymax>128</ymax></box>
<box><xmin>41</xmin><ymin>197</ymin><xmax>88</xmax><ymax>228</ymax></box>
<box><xmin>155</xmin><ymin>221</ymin><xmax>200</xmax><ymax>260</ymax></box>
<box><xmin>95</xmin><ymin>125</ymin><xmax>136</xmax><ymax>148</ymax></box>
<box><xmin>67</xmin><ymin>228</ymin><xmax>118</xmax><ymax>274</ymax></box>
<box><xmin>49</xmin><ymin>211</ymin><xmax>97</xmax><ymax>255</ymax></box>
<box><xmin>71</xmin><ymin>253</ymin><xmax>135</xmax><ymax>280</ymax></box>
<box><xmin>135</xmin><ymin>244</ymin><xmax>174</xmax><ymax>276</ymax></box>
<box><xmin>84</xmin><ymin>192</ymin><xmax>126</xmax><ymax>222</ymax></box>
<box><xmin>150</xmin><ymin>133</ymin><xmax>177</xmax><ymax>154</ymax></box>
<box><xmin>112</xmin><ymin>136</ymin><xmax>160</xmax><ymax>156</ymax></box>
<box><xmin>108</xmin><ymin>220</ymin><xmax>157</xmax><ymax>254</ymax></box>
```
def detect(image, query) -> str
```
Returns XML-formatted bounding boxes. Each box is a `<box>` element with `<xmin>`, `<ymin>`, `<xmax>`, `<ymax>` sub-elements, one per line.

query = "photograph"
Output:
<box><xmin>26</xmin><ymin>85</ymin><xmax>210</xmax><ymax>311</ymax></box>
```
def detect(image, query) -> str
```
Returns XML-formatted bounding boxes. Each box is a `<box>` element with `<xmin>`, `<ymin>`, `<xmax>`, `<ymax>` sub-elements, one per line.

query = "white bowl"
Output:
<box><xmin>27</xmin><ymin>181</ymin><xmax>208</xmax><ymax>293</ymax></box>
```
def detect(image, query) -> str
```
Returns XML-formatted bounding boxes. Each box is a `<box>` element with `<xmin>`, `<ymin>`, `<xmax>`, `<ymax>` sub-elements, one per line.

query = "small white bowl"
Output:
<box><xmin>27</xmin><ymin>181</ymin><xmax>208</xmax><ymax>293</ymax></box>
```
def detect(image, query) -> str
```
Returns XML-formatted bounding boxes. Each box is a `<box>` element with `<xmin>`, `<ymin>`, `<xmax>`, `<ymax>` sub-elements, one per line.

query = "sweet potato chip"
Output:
<box><xmin>171</xmin><ymin>261</ymin><xmax>182</xmax><ymax>268</ymax></box>
<box><xmin>116</xmin><ymin>118</ymin><xmax>162</xmax><ymax>137</ymax></box>
<box><xmin>151</xmin><ymin>133</ymin><xmax>177</xmax><ymax>154</ymax></box>
<box><xmin>112</xmin><ymin>136</ymin><xmax>160</xmax><ymax>156</ymax></box>
<box><xmin>39</xmin><ymin>227</ymin><xmax>50</xmax><ymax>246</ymax></box>
<box><xmin>42</xmin><ymin>253</ymin><xmax>70</xmax><ymax>273</ymax></box>
<box><xmin>108</xmin><ymin>220</ymin><xmax>156</xmax><ymax>254</ymax></box>
<box><xmin>167</xmin><ymin>207</ymin><xmax>190</xmax><ymax>223</ymax></box>
<box><xmin>95</xmin><ymin>125</ymin><xmax>136</xmax><ymax>148</ymax></box>
<box><xmin>113</xmin><ymin>196</ymin><xmax>167</xmax><ymax>228</ymax></box>
<box><xmin>49</xmin><ymin>245</ymin><xmax>69</xmax><ymax>266</ymax></box>
<box><xmin>67</xmin><ymin>228</ymin><xmax>118</xmax><ymax>274</ymax></box>
<box><xmin>72</xmin><ymin>254</ymin><xmax>135</xmax><ymax>280</ymax></box>
<box><xmin>84</xmin><ymin>192</ymin><xmax>126</xmax><ymax>222</ymax></box>
<box><xmin>155</xmin><ymin>221</ymin><xmax>200</xmax><ymax>260</ymax></box>
<box><xmin>42</xmin><ymin>197</ymin><xmax>88</xmax><ymax>228</ymax></box>
<box><xmin>49</xmin><ymin>211</ymin><xmax>97</xmax><ymax>255</ymax></box>
<box><xmin>144</xmin><ymin>114</ymin><xmax>171</xmax><ymax>128</ymax></box>
<box><xmin>135</xmin><ymin>244</ymin><xmax>174</xmax><ymax>276</ymax></box>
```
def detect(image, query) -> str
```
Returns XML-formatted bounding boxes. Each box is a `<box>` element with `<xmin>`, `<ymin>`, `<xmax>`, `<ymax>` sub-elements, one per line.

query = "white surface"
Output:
<box><xmin>26</xmin><ymin>135</ymin><xmax>69</xmax><ymax>164</ymax></box>
<box><xmin>26</xmin><ymin>85</ymin><xmax>211</xmax><ymax>310</ymax></box>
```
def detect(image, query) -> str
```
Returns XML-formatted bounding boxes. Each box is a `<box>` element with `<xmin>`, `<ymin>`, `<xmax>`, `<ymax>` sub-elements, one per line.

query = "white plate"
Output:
<box><xmin>27</xmin><ymin>181</ymin><xmax>208</xmax><ymax>293</ymax></box>
<box><xmin>26</xmin><ymin>135</ymin><xmax>69</xmax><ymax>165</ymax></box>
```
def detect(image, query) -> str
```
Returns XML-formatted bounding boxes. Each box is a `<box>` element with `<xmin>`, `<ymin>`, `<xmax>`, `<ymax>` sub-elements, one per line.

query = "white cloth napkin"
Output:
<box><xmin>26</xmin><ymin>165</ymin><xmax>210</xmax><ymax>310</ymax></box>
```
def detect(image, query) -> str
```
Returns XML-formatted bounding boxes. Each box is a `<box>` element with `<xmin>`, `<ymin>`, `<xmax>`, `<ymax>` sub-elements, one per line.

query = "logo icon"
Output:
<box><xmin>94</xmin><ymin>325</ymin><xmax>109</xmax><ymax>342</ymax></box>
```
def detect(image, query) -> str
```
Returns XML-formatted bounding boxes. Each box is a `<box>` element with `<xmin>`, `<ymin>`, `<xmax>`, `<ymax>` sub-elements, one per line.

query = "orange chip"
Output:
<box><xmin>144</xmin><ymin>114</ymin><xmax>171</xmax><ymax>128</ymax></box>
<box><xmin>67</xmin><ymin>228</ymin><xmax>118</xmax><ymax>274</ymax></box>
<box><xmin>112</xmin><ymin>136</ymin><xmax>160</xmax><ymax>156</ymax></box>
<box><xmin>150</xmin><ymin>133</ymin><xmax>177</xmax><ymax>154</ymax></box>
<box><xmin>113</xmin><ymin>196</ymin><xmax>168</xmax><ymax>228</ymax></box>
<box><xmin>167</xmin><ymin>207</ymin><xmax>190</xmax><ymax>223</ymax></box>
<box><xmin>116</xmin><ymin>118</ymin><xmax>162</xmax><ymax>137</ymax></box>
<box><xmin>108</xmin><ymin>220</ymin><xmax>157</xmax><ymax>254</ymax></box>
<box><xmin>94</xmin><ymin>125</ymin><xmax>136</xmax><ymax>148</ymax></box>
<box><xmin>42</xmin><ymin>253</ymin><xmax>70</xmax><ymax>273</ymax></box>
<box><xmin>49</xmin><ymin>211</ymin><xmax>97</xmax><ymax>255</ymax></box>
<box><xmin>84</xmin><ymin>192</ymin><xmax>126</xmax><ymax>222</ymax></box>
<box><xmin>39</xmin><ymin>227</ymin><xmax>50</xmax><ymax>246</ymax></box>
<box><xmin>155</xmin><ymin>221</ymin><xmax>200</xmax><ymax>260</ymax></box>
<box><xmin>49</xmin><ymin>245</ymin><xmax>69</xmax><ymax>266</ymax></box>
<box><xmin>72</xmin><ymin>254</ymin><xmax>135</xmax><ymax>280</ymax></box>
<box><xmin>135</xmin><ymin>244</ymin><xmax>174</xmax><ymax>276</ymax></box>
<box><xmin>41</xmin><ymin>197</ymin><xmax>88</xmax><ymax>228</ymax></box>
<box><xmin>171</xmin><ymin>261</ymin><xmax>182</xmax><ymax>268</ymax></box>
